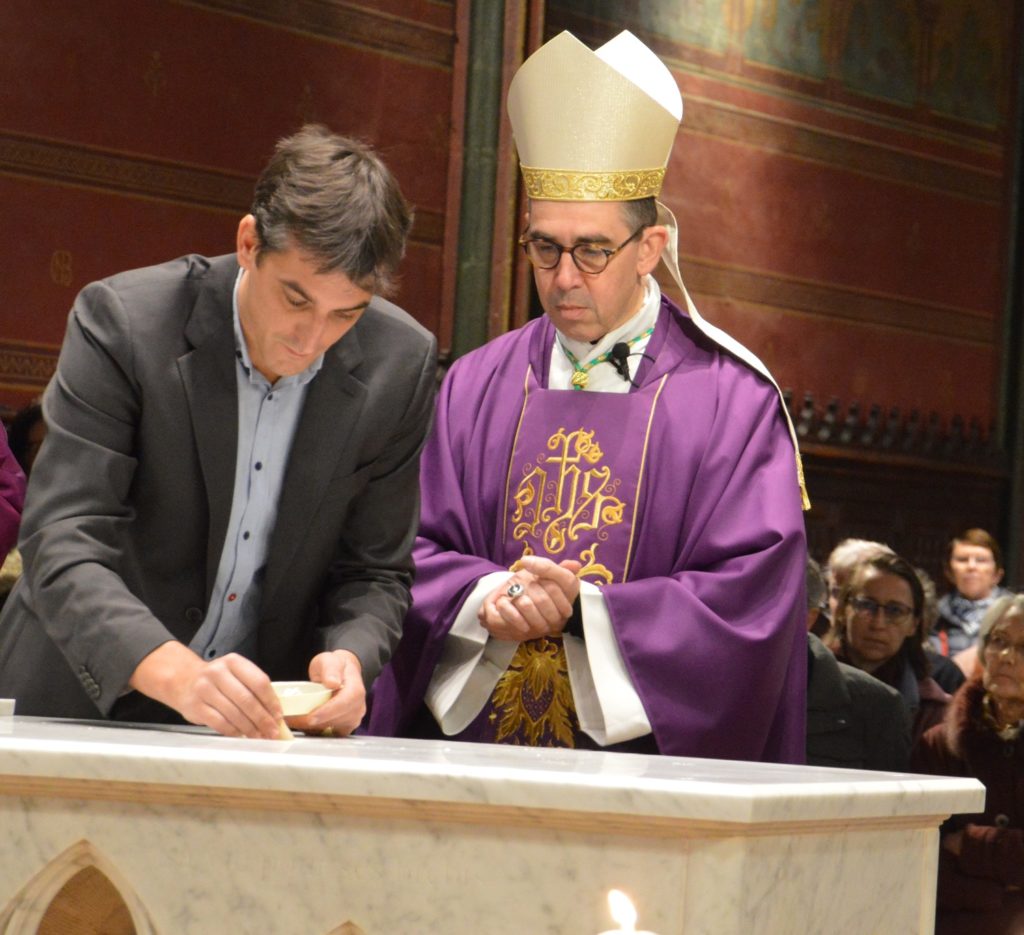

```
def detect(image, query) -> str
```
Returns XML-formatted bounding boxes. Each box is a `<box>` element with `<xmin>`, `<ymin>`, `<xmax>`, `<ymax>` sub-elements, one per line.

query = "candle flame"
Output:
<box><xmin>608</xmin><ymin>889</ymin><xmax>637</xmax><ymax>931</ymax></box>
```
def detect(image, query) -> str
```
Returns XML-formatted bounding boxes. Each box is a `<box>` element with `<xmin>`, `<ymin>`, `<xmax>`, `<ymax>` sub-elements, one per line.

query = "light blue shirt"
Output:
<box><xmin>188</xmin><ymin>271</ymin><xmax>324</xmax><ymax>661</ymax></box>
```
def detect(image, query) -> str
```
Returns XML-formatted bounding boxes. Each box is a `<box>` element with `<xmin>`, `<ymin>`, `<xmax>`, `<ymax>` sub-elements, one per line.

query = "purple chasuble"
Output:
<box><xmin>368</xmin><ymin>296</ymin><xmax>808</xmax><ymax>763</ymax></box>
<box><xmin>454</xmin><ymin>366</ymin><xmax>667</xmax><ymax>747</ymax></box>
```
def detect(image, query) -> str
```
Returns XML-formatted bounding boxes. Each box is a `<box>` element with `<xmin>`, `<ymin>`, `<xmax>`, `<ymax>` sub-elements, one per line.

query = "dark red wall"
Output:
<box><xmin>0</xmin><ymin>0</ymin><xmax>456</xmax><ymax>410</ymax></box>
<box><xmin>546</xmin><ymin>0</ymin><xmax>1018</xmax><ymax>435</ymax></box>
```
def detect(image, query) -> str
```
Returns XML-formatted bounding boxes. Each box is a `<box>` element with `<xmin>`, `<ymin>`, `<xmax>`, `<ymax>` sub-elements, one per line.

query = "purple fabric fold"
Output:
<box><xmin>368</xmin><ymin>297</ymin><xmax>807</xmax><ymax>763</ymax></box>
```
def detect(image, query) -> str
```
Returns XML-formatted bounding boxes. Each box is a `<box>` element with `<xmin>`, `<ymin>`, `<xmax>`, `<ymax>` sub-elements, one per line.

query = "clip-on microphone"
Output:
<box><xmin>608</xmin><ymin>342</ymin><xmax>632</xmax><ymax>383</ymax></box>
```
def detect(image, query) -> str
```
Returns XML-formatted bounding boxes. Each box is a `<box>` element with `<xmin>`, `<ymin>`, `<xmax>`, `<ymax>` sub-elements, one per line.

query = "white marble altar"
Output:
<box><xmin>0</xmin><ymin>717</ymin><xmax>984</xmax><ymax>934</ymax></box>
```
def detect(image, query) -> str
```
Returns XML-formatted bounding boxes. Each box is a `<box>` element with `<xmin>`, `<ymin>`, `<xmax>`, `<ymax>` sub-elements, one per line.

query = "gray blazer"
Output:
<box><xmin>0</xmin><ymin>253</ymin><xmax>437</xmax><ymax>721</ymax></box>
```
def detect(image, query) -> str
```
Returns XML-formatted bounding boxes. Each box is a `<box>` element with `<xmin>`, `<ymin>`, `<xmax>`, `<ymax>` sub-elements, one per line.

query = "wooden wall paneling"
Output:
<box><xmin>802</xmin><ymin>447</ymin><xmax>1008</xmax><ymax>590</ymax></box>
<box><xmin>997</xmin><ymin>10</ymin><xmax>1024</xmax><ymax>586</ymax></box>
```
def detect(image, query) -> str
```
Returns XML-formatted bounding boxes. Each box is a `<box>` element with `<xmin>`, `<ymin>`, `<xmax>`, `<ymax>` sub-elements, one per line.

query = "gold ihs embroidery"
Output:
<box><xmin>511</xmin><ymin>427</ymin><xmax>626</xmax><ymax>578</ymax></box>
<box><xmin>492</xmin><ymin>637</ymin><xmax>577</xmax><ymax>747</ymax></box>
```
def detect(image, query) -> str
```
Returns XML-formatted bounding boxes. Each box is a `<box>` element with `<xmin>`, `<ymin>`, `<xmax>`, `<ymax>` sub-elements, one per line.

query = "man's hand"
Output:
<box><xmin>285</xmin><ymin>649</ymin><xmax>365</xmax><ymax>737</ymax></box>
<box><xmin>478</xmin><ymin>556</ymin><xmax>582</xmax><ymax>641</ymax></box>
<box><xmin>129</xmin><ymin>641</ymin><xmax>283</xmax><ymax>740</ymax></box>
<box><xmin>942</xmin><ymin>829</ymin><xmax>965</xmax><ymax>857</ymax></box>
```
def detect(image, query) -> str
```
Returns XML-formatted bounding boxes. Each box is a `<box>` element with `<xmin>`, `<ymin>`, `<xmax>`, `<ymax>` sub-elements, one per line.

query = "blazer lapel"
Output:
<box><xmin>261</xmin><ymin>327</ymin><xmax>367</xmax><ymax>612</ymax></box>
<box><xmin>177</xmin><ymin>258</ymin><xmax>240</xmax><ymax>600</ymax></box>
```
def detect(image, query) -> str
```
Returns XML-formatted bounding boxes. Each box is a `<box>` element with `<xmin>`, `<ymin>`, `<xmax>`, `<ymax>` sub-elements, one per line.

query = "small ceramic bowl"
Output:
<box><xmin>271</xmin><ymin>681</ymin><xmax>332</xmax><ymax>717</ymax></box>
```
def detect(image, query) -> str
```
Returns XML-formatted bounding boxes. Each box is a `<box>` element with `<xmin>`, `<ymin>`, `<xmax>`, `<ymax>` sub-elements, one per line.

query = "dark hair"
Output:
<box><xmin>805</xmin><ymin>557</ymin><xmax>827</xmax><ymax>613</ymax></box>
<box><xmin>6</xmin><ymin>401</ymin><xmax>43</xmax><ymax>477</ymax></box>
<box><xmin>839</xmin><ymin>552</ymin><xmax>929</xmax><ymax>679</ymax></box>
<box><xmin>945</xmin><ymin>528</ymin><xmax>1003</xmax><ymax>572</ymax></box>
<box><xmin>619</xmin><ymin>196</ymin><xmax>658</xmax><ymax>231</ymax></box>
<box><xmin>250</xmin><ymin>125</ymin><xmax>412</xmax><ymax>295</ymax></box>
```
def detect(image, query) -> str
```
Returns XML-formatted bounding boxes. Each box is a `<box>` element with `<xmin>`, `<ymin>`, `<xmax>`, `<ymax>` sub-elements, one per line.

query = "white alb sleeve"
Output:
<box><xmin>563</xmin><ymin>580</ymin><xmax>651</xmax><ymax>745</ymax></box>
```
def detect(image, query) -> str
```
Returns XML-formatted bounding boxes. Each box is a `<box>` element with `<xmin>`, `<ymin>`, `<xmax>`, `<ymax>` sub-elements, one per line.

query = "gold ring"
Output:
<box><xmin>321</xmin><ymin>726</ymin><xmax>334</xmax><ymax>737</ymax></box>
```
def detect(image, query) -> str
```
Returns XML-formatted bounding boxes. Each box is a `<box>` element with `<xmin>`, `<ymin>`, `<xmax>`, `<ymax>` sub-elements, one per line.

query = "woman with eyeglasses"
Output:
<box><xmin>912</xmin><ymin>594</ymin><xmax>1024</xmax><ymax>934</ymax></box>
<box><xmin>834</xmin><ymin>552</ymin><xmax>950</xmax><ymax>745</ymax></box>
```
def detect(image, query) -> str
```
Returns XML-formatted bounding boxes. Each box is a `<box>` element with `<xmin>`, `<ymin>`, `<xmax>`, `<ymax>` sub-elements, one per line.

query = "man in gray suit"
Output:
<box><xmin>0</xmin><ymin>126</ymin><xmax>437</xmax><ymax>740</ymax></box>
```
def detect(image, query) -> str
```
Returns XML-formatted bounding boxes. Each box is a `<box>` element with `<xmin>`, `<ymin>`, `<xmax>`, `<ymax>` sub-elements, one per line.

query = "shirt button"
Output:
<box><xmin>227</xmin><ymin>593</ymin><xmax>237</xmax><ymax>602</ymax></box>
<box><xmin>243</xmin><ymin>531</ymin><xmax>250</xmax><ymax>540</ymax></box>
<box><xmin>254</xmin><ymin>461</ymin><xmax>263</xmax><ymax>471</ymax></box>
<box><xmin>206</xmin><ymin>648</ymin><xmax>216</xmax><ymax>659</ymax></box>
<box><xmin>267</xmin><ymin>393</ymin><xmax>274</xmax><ymax>401</ymax></box>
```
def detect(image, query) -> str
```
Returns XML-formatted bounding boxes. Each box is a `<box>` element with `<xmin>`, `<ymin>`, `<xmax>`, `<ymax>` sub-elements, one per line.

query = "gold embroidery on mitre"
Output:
<box><xmin>510</xmin><ymin>426</ymin><xmax>625</xmax><ymax>582</ymax></box>
<box><xmin>521</xmin><ymin>165</ymin><xmax>665</xmax><ymax>201</ymax></box>
<box><xmin>492</xmin><ymin>637</ymin><xmax>577</xmax><ymax>746</ymax></box>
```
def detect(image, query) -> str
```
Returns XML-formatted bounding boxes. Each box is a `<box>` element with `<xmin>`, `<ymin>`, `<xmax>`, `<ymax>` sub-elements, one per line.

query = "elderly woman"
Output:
<box><xmin>913</xmin><ymin>594</ymin><xmax>1024</xmax><ymax>934</ymax></box>
<box><xmin>934</xmin><ymin>528</ymin><xmax>1010</xmax><ymax>658</ymax></box>
<box><xmin>834</xmin><ymin>552</ymin><xmax>949</xmax><ymax>744</ymax></box>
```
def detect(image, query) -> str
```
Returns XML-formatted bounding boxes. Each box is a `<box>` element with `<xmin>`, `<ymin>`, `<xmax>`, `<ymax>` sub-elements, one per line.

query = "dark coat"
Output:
<box><xmin>913</xmin><ymin>677</ymin><xmax>1024</xmax><ymax>935</ymax></box>
<box><xmin>0</xmin><ymin>254</ymin><xmax>437</xmax><ymax>720</ymax></box>
<box><xmin>835</xmin><ymin>644</ymin><xmax>950</xmax><ymax>747</ymax></box>
<box><xmin>806</xmin><ymin>634</ymin><xmax>910</xmax><ymax>771</ymax></box>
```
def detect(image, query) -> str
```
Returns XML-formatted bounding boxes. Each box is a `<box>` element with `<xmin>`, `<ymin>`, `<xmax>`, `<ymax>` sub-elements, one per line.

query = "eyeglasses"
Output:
<box><xmin>518</xmin><ymin>227</ymin><xmax>644</xmax><ymax>274</ymax></box>
<box><xmin>848</xmin><ymin>595</ymin><xmax>914</xmax><ymax>626</ymax></box>
<box><xmin>984</xmin><ymin>635</ymin><xmax>1024</xmax><ymax>662</ymax></box>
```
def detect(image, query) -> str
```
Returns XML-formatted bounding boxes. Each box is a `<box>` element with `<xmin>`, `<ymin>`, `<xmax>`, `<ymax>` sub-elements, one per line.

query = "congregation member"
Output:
<box><xmin>369</xmin><ymin>31</ymin><xmax>808</xmax><ymax>761</ymax></box>
<box><xmin>933</xmin><ymin>528</ymin><xmax>1010</xmax><ymax>669</ymax></box>
<box><xmin>918</xmin><ymin>563</ymin><xmax>967</xmax><ymax>695</ymax></box>
<box><xmin>0</xmin><ymin>126</ymin><xmax>437</xmax><ymax>740</ymax></box>
<box><xmin>0</xmin><ymin>400</ymin><xmax>47</xmax><ymax>608</ymax></box>
<box><xmin>6</xmin><ymin>400</ymin><xmax>45</xmax><ymax>480</ymax></box>
<box><xmin>0</xmin><ymin>424</ymin><xmax>24</xmax><ymax>559</ymax></box>
<box><xmin>823</xmin><ymin>537</ymin><xmax>892</xmax><ymax>627</ymax></box>
<box><xmin>914</xmin><ymin>594</ymin><xmax>1024</xmax><ymax>934</ymax></box>
<box><xmin>824</xmin><ymin>536</ymin><xmax>963</xmax><ymax>691</ymax></box>
<box><xmin>805</xmin><ymin>558</ymin><xmax>910</xmax><ymax>771</ymax></box>
<box><xmin>834</xmin><ymin>552</ymin><xmax>949</xmax><ymax>744</ymax></box>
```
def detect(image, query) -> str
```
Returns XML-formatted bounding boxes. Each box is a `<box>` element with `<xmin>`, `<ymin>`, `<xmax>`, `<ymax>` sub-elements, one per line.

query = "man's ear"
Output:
<box><xmin>236</xmin><ymin>214</ymin><xmax>259</xmax><ymax>269</ymax></box>
<box><xmin>636</xmin><ymin>225</ymin><xmax>668</xmax><ymax>276</ymax></box>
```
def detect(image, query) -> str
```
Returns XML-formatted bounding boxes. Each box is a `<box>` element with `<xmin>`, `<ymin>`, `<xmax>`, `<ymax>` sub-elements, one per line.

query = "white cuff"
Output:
<box><xmin>565</xmin><ymin>581</ymin><xmax>651</xmax><ymax>746</ymax></box>
<box><xmin>424</xmin><ymin>576</ymin><xmax>652</xmax><ymax>746</ymax></box>
<box><xmin>424</xmin><ymin>572</ymin><xmax>517</xmax><ymax>735</ymax></box>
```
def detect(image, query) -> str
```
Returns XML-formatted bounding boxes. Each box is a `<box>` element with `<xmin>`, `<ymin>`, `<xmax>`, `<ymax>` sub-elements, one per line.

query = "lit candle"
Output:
<box><xmin>597</xmin><ymin>888</ymin><xmax>659</xmax><ymax>935</ymax></box>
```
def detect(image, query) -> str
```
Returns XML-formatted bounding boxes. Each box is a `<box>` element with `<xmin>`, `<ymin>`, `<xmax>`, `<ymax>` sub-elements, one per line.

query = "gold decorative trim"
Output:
<box><xmin>0</xmin><ymin>132</ymin><xmax>445</xmax><ymax>247</ymax></box>
<box><xmin>0</xmin><ymin>774</ymin><xmax>955</xmax><ymax>839</ymax></box>
<box><xmin>175</xmin><ymin>0</ymin><xmax>454</xmax><ymax>69</ymax></box>
<box><xmin>0</xmin><ymin>342</ymin><xmax>59</xmax><ymax>392</ymax></box>
<box><xmin>502</xmin><ymin>366</ymin><xmax>534</xmax><ymax>546</ymax></box>
<box><xmin>521</xmin><ymin>165</ymin><xmax>665</xmax><ymax>201</ymax></box>
<box><xmin>0</xmin><ymin>132</ymin><xmax>252</xmax><ymax>212</ymax></box>
<box><xmin>623</xmin><ymin>375</ymin><xmax>668</xmax><ymax>582</ymax></box>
